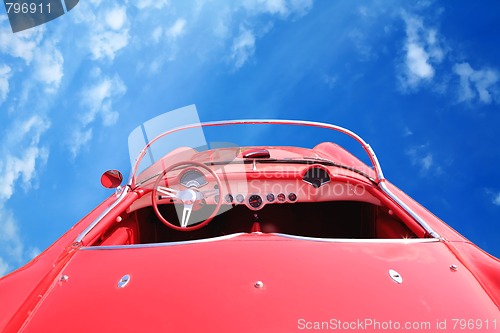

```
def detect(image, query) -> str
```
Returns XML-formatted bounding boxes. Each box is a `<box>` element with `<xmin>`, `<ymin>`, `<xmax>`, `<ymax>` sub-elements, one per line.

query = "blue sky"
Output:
<box><xmin>1</xmin><ymin>0</ymin><xmax>500</xmax><ymax>276</ymax></box>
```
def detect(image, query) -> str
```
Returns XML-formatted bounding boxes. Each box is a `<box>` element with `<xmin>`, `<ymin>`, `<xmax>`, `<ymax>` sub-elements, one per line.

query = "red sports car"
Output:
<box><xmin>1</xmin><ymin>105</ymin><xmax>499</xmax><ymax>332</ymax></box>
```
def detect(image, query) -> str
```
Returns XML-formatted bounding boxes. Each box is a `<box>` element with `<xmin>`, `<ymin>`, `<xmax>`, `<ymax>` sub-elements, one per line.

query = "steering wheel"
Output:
<box><xmin>152</xmin><ymin>161</ymin><xmax>223</xmax><ymax>231</ymax></box>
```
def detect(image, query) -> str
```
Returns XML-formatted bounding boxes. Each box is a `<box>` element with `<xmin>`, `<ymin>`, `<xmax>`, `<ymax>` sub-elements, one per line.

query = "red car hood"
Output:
<box><xmin>21</xmin><ymin>234</ymin><xmax>498</xmax><ymax>332</ymax></box>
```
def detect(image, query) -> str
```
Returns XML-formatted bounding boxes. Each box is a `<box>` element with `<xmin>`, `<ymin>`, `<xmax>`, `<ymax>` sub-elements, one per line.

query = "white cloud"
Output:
<box><xmin>0</xmin><ymin>116</ymin><xmax>50</xmax><ymax>200</ymax></box>
<box><xmin>398</xmin><ymin>13</ymin><xmax>445</xmax><ymax>89</ymax></box>
<box><xmin>453</xmin><ymin>62</ymin><xmax>499</xmax><ymax>104</ymax></box>
<box><xmin>106</xmin><ymin>6</ymin><xmax>127</xmax><ymax>31</ymax></box>
<box><xmin>33</xmin><ymin>41</ymin><xmax>64</xmax><ymax>93</ymax></box>
<box><xmin>0</xmin><ymin>207</ymin><xmax>25</xmax><ymax>265</ymax></box>
<box><xmin>230</xmin><ymin>27</ymin><xmax>256</xmax><ymax>69</ymax></box>
<box><xmin>81</xmin><ymin>74</ymin><xmax>126</xmax><ymax>127</ymax></box>
<box><xmin>69</xmin><ymin>128</ymin><xmax>93</xmax><ymax>158</ymax></box>
<box><xmin>0</xmin><ymin>146</ymin><xmax>49</xmax><ymax>200</ymax></box>
<box><xmin>406</xmin><ymin>43</ymin><xmax>434</xmax><ymax>80</ymax></box>
<box><xmin>0</xmin><ymin>65</ymin><xmax>12</xmax><ymax>104</ymax></box>
<box><xmin>152</xmin><ymin>26</ymin><xmax>163</xmax><ymax>43</ymax></box>
<box><xmin>91</xmin><ymin>31</ymin><xmax>129</xmax><ymax>60</ymax></box>
<box><xmin>134</xmin><ymin>1</ymin><xmax>314</xmax><ymax>72</ymax></box>
<box><xmin>68</xmin><ymin>72</ymin><xmax>126</xmax><ymax>157</ymax></box>
<box><xmin>167</xmin><ymin>19</ymin><xmax>187</xmax><ymax>40</ymax></box>
<box><xmin>0</xmin><ymin>206</ymin><xmax>42</xmax><ymax>277</ymax></box>
<box><xmin>0</xmin><ymin>17</ymin><xmax>44</xmax><ymax>64</ymax></box>
<box><xmin>493</xmin><ymin>193</ymin><xmax>500</xmax><ymax>206</ymax></box>
<box><xmin>406</xmin><ymin>144</ymin><xmax>436</xmax><ymax>175</ymax></box>
<box><xmin>403</xmin><ymin>127</ymin><xmax>413</xmax><ymax>137</ymax></box>
<box><xmin>421</xmin><ymin>153</ymin><xmax>433</xmax><ymax>172</ymax></box>
<box><xmin>89</xmin><ymin>5</ymin><xmax>130</xmax><ymax>60</ymax></box>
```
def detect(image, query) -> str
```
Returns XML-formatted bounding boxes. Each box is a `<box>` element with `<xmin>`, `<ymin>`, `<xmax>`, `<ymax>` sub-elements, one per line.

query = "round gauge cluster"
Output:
<box><xmin>248</xmin><ymin>195</ymin><xmax>263</xmax><ymax>208</ymax></box>
<box><xmin>222</xmin><ymin>192</ymin><xmax>297</xmax><ymax>210</ymax></box>
<box><xmin>180</xmin><ymin>169</ymin><xmax>207</xmax><ymax>188</ymax></box>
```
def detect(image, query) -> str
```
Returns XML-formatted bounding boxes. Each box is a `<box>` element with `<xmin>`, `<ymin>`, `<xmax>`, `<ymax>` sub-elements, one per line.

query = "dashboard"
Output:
<box><xmin>127</xmin><ymin>165</ymin><xmax>379</xmax><ymax>214</ymax></box>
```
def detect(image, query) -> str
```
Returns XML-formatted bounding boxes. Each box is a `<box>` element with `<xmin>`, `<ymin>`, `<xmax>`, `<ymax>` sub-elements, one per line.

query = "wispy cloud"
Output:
<box><xmin>398</xmin><ymin>13</ymin><xmax>445</xmax><ymax>90</ymax></box>
<box><xmin>68</xmin><ymin>69</ymin><xmax>126</xmax><ymax>157</ymax></box>
<box><xmin>0</xmin><ymin>116</ymin><xmax>50</xmax><ymax>200</ymax></box>
<box><xmin>0</xmin><ymin>65</ymin><xmax>12</xmax><ymax>104</ymax></box>
<box><xmin>493</xmin><ymin>192</ymin><xmax>500</xmax><ymax>206</ymax></box>
<box><xmin>406</xmin><ymin>144</ymin><xmax>438</xmax><ymax>175</ymax></box>
<box><xmin>33</xmin><ymin>40</ymin><xmax>64</xmax><ymax>92</ymax></box>
<box><xmin>0</xmin><ymin>16</ymin><xmax>64</xmax><ymax>95</ymax></box>
<box><xmin>80</xmin><ymin>72</ymin><xmax>126</xmax><ymax>126</ymax></box>
<box><xmin>166</xmin><ymin>18</ymin><xmax>187</xmax><ymax>40</ymax></box>
<box><xmin>484</xmin><ymin>189</ymin><xmax>500</xmax><ymax>207</ymax></box>
<box><xmin>0</xmin><ymin>17</ymin><xmax>44</xmax><ymax>64</ymax></box>
<box><xmin>148</xmin><ymin>18</ymin><xmax>187</xmax><ymax>63</ymax></box>
<box><xmin>0</xmin><ymin>208</ymin><xmax>24</xmax><ymax>264</ymax></box>
<box><xmin>0</xmin><ymin>115</ymin><xmax>50</xmax><ymax>277</ymax></box>
<box><xmin>230</xmin><ymin>27</ymin><xmax>256</xmax><ymax>69</ymax></box>
<box><xmin>89</xmin><ymin>5</ymin><xmax>130</xmax><ymax>61</ymax></box>
<box><xmin>0</xmin><ymin>206</ymin><xmax>42</xmax><ymax>277</ymax></box>
<box><xmin>403</xmin><ymin>127</ymin><xmax>414</xmax><ymax>137</ymax></box>
<box><xmin>68</xmin><ymin>128</ymin><xmax>93</xmax><ymax>159</ymax></box>
<box><xmin>323</xmin><ymin>74</ymin><xmax>338</xmax><ymax>89</ymax></box>
<box><xmin>453</xmin><ymin>62</ymin><xmax>499</xmax><ymax>105</ymax></box>
<box><xmin>137</xmin><ymin>1</ymin><xmax>313</xmax><ymax>72</ymax></box>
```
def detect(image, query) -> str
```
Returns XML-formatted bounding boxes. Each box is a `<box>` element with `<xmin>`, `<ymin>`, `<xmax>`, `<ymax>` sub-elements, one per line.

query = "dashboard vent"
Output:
<box><xmin>303</xmin><ymin>167</ymin><xmax>330</xmax><ymax>188</ymax></box>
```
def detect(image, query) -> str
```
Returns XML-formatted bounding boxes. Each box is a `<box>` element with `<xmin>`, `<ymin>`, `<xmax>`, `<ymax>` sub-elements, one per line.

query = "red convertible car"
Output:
<box><xmin>1</xmin><ymin>105</ymin><xmax>499</xmax><ymax>332</ymax></box>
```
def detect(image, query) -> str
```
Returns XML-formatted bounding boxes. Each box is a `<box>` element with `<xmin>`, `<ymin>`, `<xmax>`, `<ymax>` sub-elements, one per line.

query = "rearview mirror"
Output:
<box><xmin>100</xmin><ymin>170</ymin><xmax>123</xmax><ymax>188</ymax></box>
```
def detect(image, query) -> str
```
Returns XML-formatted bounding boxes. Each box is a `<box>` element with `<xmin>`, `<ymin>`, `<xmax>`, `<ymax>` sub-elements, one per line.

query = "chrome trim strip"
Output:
<box><xmin>75</xmin><ymin>186</ymin><xmax>131</xmax><ymax>243</ymax></box>
<box><xmin>80</xmin><ymin>233</ymin><xmax>246</xmax><ymax>250</ymax></box>
<box><xmin>271</xmin><ymin>233</ymin><xmax>441</xmax><ymax>243</ymax></box>
<box><xmin>379</xmin><ymin>181</ymin><xmax>442</xmax><ymax>239</ymax></box>
<box><xmin>81</xmin><ymin>232</ymin><xmax>439</xmax><ymax>250</ymax></box>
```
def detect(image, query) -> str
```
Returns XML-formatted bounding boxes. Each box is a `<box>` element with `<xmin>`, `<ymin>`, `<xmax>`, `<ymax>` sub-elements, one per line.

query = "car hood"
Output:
<box><xmin>21</xmin><ymin>234</ymin><xmax>498</xmax><ymax>332</ymax></box>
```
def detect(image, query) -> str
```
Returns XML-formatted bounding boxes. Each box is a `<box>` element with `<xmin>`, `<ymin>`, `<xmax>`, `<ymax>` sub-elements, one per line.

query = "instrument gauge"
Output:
<box><xmin>180</xmin><ymin>169</ymin><xmax>207</xmax><ymax>188</ymax></box>
<box><xmin>225</xmin><ymin>194</ymin><xmax>234</xmax><ymax>203</ymax></box>
<box><xmin>277</xmin><ymin>193</ymin><xmax>286</xmax><ymax>202</ymax></box>
<box><xmin>248</xmin><ymin>195</ymin><xmax>263</xmax><ymax>209</ymax></box>
<box><xmin>266</xmin><ymin>193</ymin><xmax>275</xmax><ymax>202</ymax></box>
<box><xmin>236</xmin><ymin>194</ymin><xmax>245</xmax><ymax>203</ymax></box>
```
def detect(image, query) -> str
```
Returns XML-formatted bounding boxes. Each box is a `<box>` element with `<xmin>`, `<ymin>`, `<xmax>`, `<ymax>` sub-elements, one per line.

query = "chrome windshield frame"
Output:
<box><xmin>129</xmin><ymin>119</ymin><xmax>385</xmax><ymax>187</ymax></box>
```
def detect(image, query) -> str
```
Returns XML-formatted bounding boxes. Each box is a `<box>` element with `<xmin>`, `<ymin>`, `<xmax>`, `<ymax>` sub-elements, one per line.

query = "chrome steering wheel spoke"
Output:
<box><xmin>157</xmin><ymin>186</ymin><xmax>179</xmax><ymax>199</ymax></box>
<box><xmin>180</xmin><ymin>204</ymin><xmax>193</xmax><ymax>228</ymax></box>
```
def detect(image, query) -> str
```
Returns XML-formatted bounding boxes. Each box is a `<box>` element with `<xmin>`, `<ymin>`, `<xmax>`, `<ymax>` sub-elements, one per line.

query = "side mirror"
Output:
<box><xmin>100</xmin><ymin>170</ymin><xmax>123</xmax><ymax>188</ymax></box>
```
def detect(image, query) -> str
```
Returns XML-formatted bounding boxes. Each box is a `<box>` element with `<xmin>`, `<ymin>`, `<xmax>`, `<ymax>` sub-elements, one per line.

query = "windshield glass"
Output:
<box><xmin>128</xmin><ymin>105</ymin><xmax>382</xmax><ymax>187</ymax></box>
